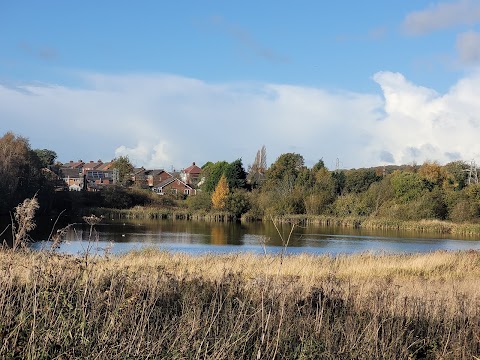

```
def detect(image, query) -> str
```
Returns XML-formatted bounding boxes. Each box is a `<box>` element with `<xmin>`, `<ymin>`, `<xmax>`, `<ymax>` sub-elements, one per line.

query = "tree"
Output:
<box><xmin>0</xmin><ymin>132</ymin><xmax>46</xmax><ymax>214</ymax></box>
<box><xmin>224</xmin><ymin>159</ymin><xmax>247</xmax><ymax>190</ymax></box>
<box><xmin>225</xmin><ymin>189</ymin><xmax>251</xmax><ymax>217</ymax></box>
<box><xmin>444</xmin><ymin>161</ymin><xmax>468</xmax><ymax>190</ymax></box>
<box><xmin>111</xmin><ymin>156</ymin><xmax>134</xmax><ymax>185</ymax></box>
<box><xmin>34</xmin><ymin>149</ymin><xmax>57</xmax><ymax>168</ymax></box>
<box><xmin>201</xmin><ymin>161</ymin><xmax>228</xmax><ymax>193</ymax></box>
<box><xmin>418</xmin><ymin>161</ymin><xmax>445</xmax><ymax>190</ymax></box>
<box><xmin>303</xmin><ymin>167</ymin><xmax>335</xmax><ymax>215</ymax></box>
<box><xmin>344</xmin><ymin>169</ymin><xmax>381</xmax><ymax>194</ymax></box>
<box><xmin>332</xmin><ymin>171</ymin><xmax>346</xmax><ymax>195</ymax></box>
<box><xmin>390</xmin><ymin>171</ymin><xmax>427</xmax><ymax>203</ymax></box>
<box><xmin>265</xmin><ymin>153</ymin><xmax>304</xmax><ymax>190</ymax></box>
<box><xmin>247</xmin><ymin>145</ymin><xmax>267</xmax><ymax>188</ymax></box>
<box><xmin>211</xmin><ymin>174</ymin><xmax>229</xmax><ymax>210</ymax></box>
<box><xmin>312</xmin><ymin>159</ymin><xmax>325</xmax><ymax>172</ymax></box>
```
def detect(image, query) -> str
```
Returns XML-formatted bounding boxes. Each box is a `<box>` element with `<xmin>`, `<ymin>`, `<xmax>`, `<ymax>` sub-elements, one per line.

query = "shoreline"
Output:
<box><xmin>90</xmin><ymin>206</ymin><xmax>480</xmax><ymax>236</ymax></box>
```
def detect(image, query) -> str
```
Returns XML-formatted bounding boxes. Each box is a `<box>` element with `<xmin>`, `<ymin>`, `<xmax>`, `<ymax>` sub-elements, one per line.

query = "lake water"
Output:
<box><xmin>29</xmin><ymin>218</ymin><xmax>480</xmax><ymax>256</ymax></box>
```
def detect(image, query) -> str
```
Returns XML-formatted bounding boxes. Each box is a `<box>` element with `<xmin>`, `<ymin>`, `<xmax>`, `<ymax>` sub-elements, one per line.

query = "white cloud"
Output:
<box><xmin>457</xmin><ymin>30</ymin><xmax>480</xmax><ymax>64</ymax></box>
<box><xmin>403</xmin><ymin>0</ymin><xmax>480</xmax><ymax>35</ymax></box>
<box><xmin>372</xmin><ymin>70</ymin><xmax>480</xmax><ymax>164</ymax></box>
<box><xmin>2</xmin><ymin>70</ymin><xmax>480</xmax><ymax>170</ymax></box>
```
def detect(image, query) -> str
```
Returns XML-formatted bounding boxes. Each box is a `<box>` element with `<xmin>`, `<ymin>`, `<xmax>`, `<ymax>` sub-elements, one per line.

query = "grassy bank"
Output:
<box><xmin>93</xmin><ymin>206</ymin><xmax>480</xmax><ymax>236</ymax></box>
<box><xmin>268</xmin><ymin>214</ymin><xmax>480</xmax><ymax>236</ymax></box>
<box><xmin>0</xmin><ymin>249</ymin><xmax>479</xmax><ymax>359</ymax></box>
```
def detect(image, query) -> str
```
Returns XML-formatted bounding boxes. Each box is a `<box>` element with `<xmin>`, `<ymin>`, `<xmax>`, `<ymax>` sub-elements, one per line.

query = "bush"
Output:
<box><xmin>225</xmin><ymin>189</ymin><xmax>251</xmax><ymax>218</ymax></box>
<box><xmin>186</xmin><ymin>191</ymin><xmax>212</xmax><ymax>211</ymax></box>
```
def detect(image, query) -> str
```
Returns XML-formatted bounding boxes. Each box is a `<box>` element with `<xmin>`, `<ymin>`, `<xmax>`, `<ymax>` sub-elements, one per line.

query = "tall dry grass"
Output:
<box><xmin>0</xmin><ymin>248</ymin><xmax>479</xmax><ymax>359</ymax></box>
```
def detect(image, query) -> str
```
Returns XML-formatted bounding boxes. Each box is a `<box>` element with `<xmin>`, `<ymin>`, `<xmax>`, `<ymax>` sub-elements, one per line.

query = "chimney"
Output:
<box><xmin>192</xmin><ymin>162</ymin><xmax>195</xmax><ymax>166</ymax></box>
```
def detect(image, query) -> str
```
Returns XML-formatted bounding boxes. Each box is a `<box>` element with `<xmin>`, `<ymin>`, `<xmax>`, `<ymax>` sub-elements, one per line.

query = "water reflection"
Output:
<box><xmin>27</xmin><ymin>218</ymin><xmax>480</xmax><ymax>256</ymax></box>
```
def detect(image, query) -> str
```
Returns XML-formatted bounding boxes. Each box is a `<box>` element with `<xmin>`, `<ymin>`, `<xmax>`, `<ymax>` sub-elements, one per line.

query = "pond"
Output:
<box><xmin>29</xmin><ymin>218</ymin><xmax>480</xmax><ymax>256</ymax></box>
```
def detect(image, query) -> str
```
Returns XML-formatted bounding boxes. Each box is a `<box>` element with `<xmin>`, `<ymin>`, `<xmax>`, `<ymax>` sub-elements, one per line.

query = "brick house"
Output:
<box><xmin>153</xmin><ymin>177</ymin><xmax>196</xmax><ymax>196</ymax></box>
<box><xmin>146</xmin><ymin>169</ymin><xmax>173</xmax><ymax>188</ymax></box>
<box><xmin>60</xmin><ymin>168</ymin><xmax>84</xmax><ymax>191</ymax></box>
<box><xmin>180</xmin><ymin>162</ymin><xmax>202</xmax><ymax>186</ymax></box>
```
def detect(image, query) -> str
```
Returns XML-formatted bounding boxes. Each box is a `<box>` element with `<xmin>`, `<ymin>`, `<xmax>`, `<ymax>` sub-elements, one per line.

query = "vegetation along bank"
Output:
<box><xmin>3</xmin><ymin>131</ymin><xmax>480</xmax><ymax>237</ymax></box>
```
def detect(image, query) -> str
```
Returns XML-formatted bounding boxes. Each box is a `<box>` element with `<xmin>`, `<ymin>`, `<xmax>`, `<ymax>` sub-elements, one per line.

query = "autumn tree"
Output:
<box><xmin>418</xmin><ymin>161</ymin><xmax>445</xmax><ymax>190</ymax></box>
<box><xmin>211</xmin><ymin>174</ymin><xmax>229</xmax><ymax>210</ymax></box>
<box><xmin>0</xmin><ymin>132</ymin><xmax>46</xmax><ymax>214</ymax></box>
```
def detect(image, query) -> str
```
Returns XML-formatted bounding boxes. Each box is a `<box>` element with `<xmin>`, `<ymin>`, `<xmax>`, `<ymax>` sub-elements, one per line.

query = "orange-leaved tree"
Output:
<box><xmin>212</xmin><ymin>174</ymin><xmax>229</xmax><ymax>210</ymax></box>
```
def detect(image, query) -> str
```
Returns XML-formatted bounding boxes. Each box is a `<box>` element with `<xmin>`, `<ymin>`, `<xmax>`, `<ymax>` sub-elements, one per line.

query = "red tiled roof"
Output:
<box><xmin>183</xmin><ymin>162</ymin><xmax>202</xmax><ymax>174</ymax></box>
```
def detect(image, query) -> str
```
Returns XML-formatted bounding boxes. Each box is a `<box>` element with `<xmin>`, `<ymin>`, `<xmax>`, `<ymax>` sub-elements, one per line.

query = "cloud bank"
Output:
<box><xmin>403</xmin><ymin>0</ymin><xmax>480</xmax><ymax>35</ymax></box>
<box><xmin>1</xmin><ymin>70</ymin><xmax>480</xmax><ymax>170</ymax></box>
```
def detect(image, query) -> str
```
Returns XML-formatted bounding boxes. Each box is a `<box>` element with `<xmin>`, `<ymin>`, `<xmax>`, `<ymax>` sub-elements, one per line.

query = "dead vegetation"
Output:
<box><xmin>0</xmin><ymin>248</ymin><xmax>479</xmax><ymax>359</ymax></box>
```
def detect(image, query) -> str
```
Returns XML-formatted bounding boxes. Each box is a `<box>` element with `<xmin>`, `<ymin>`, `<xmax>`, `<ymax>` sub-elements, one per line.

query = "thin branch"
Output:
<box><xmin>0</xmin><ymin>224</ymin><xmax>10</xmax><ymax>238</ymax></box>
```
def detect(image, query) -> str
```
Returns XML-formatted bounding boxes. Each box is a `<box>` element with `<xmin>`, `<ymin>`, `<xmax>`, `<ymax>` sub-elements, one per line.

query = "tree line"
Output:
<box><xmin>192</xmin><ymin>148</ymin><xmax>480</xmax><ymax>223</ymax></box>
<box><xmin>1</xmin><ymin>131</ymin><xmax>480</xmax><ymax>223</ymax></box>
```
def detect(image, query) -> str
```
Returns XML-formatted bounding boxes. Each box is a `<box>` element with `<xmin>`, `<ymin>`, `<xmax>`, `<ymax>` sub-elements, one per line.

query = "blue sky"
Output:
<box><xmin>2</xmin><ymin>1</ymin><xmax>480</xmax><ymax>170</ymax></box>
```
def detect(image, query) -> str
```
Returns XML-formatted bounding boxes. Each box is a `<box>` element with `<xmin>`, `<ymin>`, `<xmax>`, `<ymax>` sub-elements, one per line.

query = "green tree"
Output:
<box><xmin>202</xmin><ymin>161</ymin><xmax>228</xmax><ymax>193</ymax></box>
<box><xmin>34</xmin><ymin>149</ymin><xmax>57</xmax><ymax>168</ymax></box>
<box><xmin>265</xmin><ymin>153</ymin><xmax>304</xmax><ymax>191</ymax></box>
<box><xmin>224</xmin><ymin>159</ymin><xmax>247</xmax><ymax>190</ymax></box>
<box><xmin>390</xmin><ymin>171</ymin><xmax>427</xmax><ymax>203</ymax></box>
<box><xmin>362</xmin><ymin>176</ymin><xmax>394</xmax><ymax>216</ymax></box>
<box><xmin>344</xmin><ymin>169</ymin><xmax>381</xmax><ymax>194</ymax></box>
<box><xmin>186</xmin><ymin>191</ymin><xmax>212</xmax><ymax>211</ymax></box>
<box><xmin>332</xmin><ymin>171</ymin><xmax>346</xmax><ymax>195</ymax></box>
<box><xmin>212</xmin><ymin>174</ymin><xmax>229</xmax><ymax>210</ymax></box>
<box><xmin>312</xmin><ymin>159</ymin><xmax>326</xmax><ymax>172</ymax></box>
<box><xmin>225</xmin><ymin>189</ymin><xmax>251</xmax><ymax>217</ymax></box>
<box><xmin>111</xmin><ymin>156</ymin><xmax>134</xmax><ymax>185</ymax></box>
<box><xmin>443</xmin><ymin>161</ymin><xmax>468</xmax><ymax>190</ymax></box>
<box><xmin>304</xmin><ymin>167</ymin><xmax>336</xmax><ymax>215</ymax></box>
<box><xmin>101</xmin><ymin>186</ymin><xmax>133</xmax><ymax>209</ymax></box>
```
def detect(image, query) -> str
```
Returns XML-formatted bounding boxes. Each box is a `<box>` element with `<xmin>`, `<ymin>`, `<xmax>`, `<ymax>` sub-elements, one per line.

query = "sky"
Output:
<box><xmin>2</xmin><ymin>1</ymin><xmax>480</xmax><ymax>171</ymax></box>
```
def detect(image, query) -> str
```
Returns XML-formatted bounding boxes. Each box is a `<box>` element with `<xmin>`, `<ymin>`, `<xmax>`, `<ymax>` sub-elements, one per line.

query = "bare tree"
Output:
<box><xmin>247</xmin><ymin>145</ymin><xmax>267</xmax><ymax>188</ymax></box>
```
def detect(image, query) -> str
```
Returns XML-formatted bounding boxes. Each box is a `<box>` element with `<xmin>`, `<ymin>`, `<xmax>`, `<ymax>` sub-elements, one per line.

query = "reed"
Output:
<box><xmin>0</xmin><ymin>249</ymin><xmax>478</xmax><ymax>359</ymax></box>
<box><xmin>270</xmin><ymin>214</ymin><xmax>480</xmax><ymax>236</ymax></box>
<box><xmin>93</xmin><ymin>207</ymin><xmax>238</xmax><ymax>222</ymax></box>
<box><xmin>91</xmin><ymin>205</ymin><xmax>480</xmax><ymax>235</ymax></box>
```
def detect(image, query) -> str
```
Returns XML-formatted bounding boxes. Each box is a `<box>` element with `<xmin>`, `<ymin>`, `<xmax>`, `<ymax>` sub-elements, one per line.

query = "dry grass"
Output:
<box><xmin>0</xmin><ymin>248</ymin><xmax>479</xmax><ymax>359</ymax></box>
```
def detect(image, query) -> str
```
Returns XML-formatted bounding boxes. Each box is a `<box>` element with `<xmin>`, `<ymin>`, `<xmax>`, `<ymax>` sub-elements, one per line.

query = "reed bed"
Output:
<box><xmin>94</xmin><ymin>207</ymin><xmax>236</xmax><ymax>222</ymax></box>
<box><xmin>271</xmin><ymin>215</ymin><xmax>480</xmax><ymax>235</ymax></box>
<box><xmin>93</xmin><ymin>206</ymin><xmax>480</xmax><ymax>235</ymax></box>
<box><xmin>0</xmin><ymin>249</ymin><xmax>479</xmax><ymax>359</ymax></box>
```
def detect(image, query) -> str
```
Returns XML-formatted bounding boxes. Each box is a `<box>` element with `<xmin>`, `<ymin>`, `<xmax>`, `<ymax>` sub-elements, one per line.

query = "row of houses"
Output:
<box><xmin>59</xmin><ymin>160</ymin><xmax>202</xmax><ymax>196</ymax></box>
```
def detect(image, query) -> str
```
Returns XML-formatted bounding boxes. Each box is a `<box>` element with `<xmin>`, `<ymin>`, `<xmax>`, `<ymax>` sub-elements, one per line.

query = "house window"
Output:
<box><xmin>184</xmin><ymin>189</ymin><xmax>190</xmax><ymax>195</ymax></box>
<box><xmin>171</xmin><ymin>189</ymin><xmax>177</xmax><ymax>194</ymax></box>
